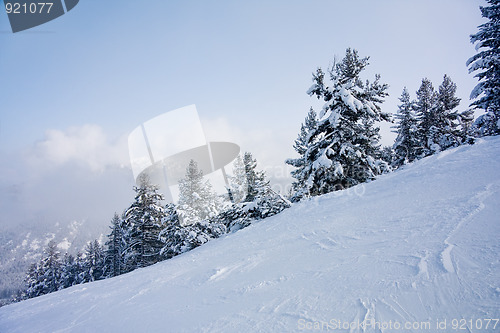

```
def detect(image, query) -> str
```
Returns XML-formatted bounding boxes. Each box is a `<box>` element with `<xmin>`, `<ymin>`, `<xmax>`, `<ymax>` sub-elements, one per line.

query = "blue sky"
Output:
<box><xmin>0</xmin><ymin>0</ymin><xmax>486</xmax><ymax>232</ymax></box>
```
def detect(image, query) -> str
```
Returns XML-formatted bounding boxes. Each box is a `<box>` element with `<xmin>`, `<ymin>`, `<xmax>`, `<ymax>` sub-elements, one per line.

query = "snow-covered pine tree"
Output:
<box><xmin>26</xmin><ymin>241</ymin><xmax>62</xmax><ymax>297</ymax></box>
<box><xmin>467</xmin><ymin>0</ymin><xmax>500</xmax><ymax>136</ymax></box>
<box><xmin>82</xmin><ymin>240</ymin><xmax>104</xmax><ymax>283</ymax></box>
<box><xmin>58</xmin><ymin>250</ymin><xmax>85</xmax><ymax>290</ymax></box>
<box><xmin>217</xmin><ymin>152</ymin><xmax>290</xmax><ymax>231</ymax></box>
<box><xmin>285</xmin><ymin>108</ymin><xmax>318</xmax><ymax>202</ymax></box>
<box><xmin>74</xmin><ymin>251</ymin><xmax>85</xmax><ymax>285</ymax></box>
<box><xmin>159</xmin><ymin>203</ymin><xmax>225</xmax><ymax>258</ymax></box>
<box><xmin>23</xmin><ymin>262</ymin><xmax>42</xmax><ymax>299</ymax></box>
<box><xmin>122</xmin><ymin>174</ymin><xmax>165</xmax><ymax>271</ymax></box>
<box><xmin>242</xmin><ymin>152</ymin><xmax>267</xmax><ymax>202</ymax></box>
<box><xmin>43</xmin><ymin>241</ymin><xmax>62</xmax><ymax>293</ymax></box>
<box><xmin>414</xmin><ymin>78</ymin><xmax>438</xmax><ymax>156</ymax></box>
<box><xmin>392</xmin><ymin>87</ymin><xmax>421</xmax><ymax>168</ymax></box>
<box><xmin>158</xmin><ymin>203</ymin><xmax>184</xmax><ymax>259</ymax></box>
<box><xmin>432</xmin><ymin>75</ymin><xmax>462</xmax><ymax>150</ymax></box>
<box><xmin>248</xmin><ymin>185</ymin><xmax>291</xmax><ymax>220</ymax></box>
<box><xmin>177</xmin><ymin>159</ymin><xmax>219</xmax><ymax>224</ymax></box>
<box><xmin>378</xmin><ymin>146</ymin><xmax>394</xmax><ymax>166</ymax></box>
<box><xmin>458</xmin><ymin>108</ymin><xmax>476</xmax><ymax>144</ymax></box>
<box><xmin>59</xmin><ymin>253</ymin><xmax>78</xmax><ymax>289</ymax></box>
<box><xmin>104</xmin><ymin>213</ymin><xmax>123</xmax><ymax>278</ymax></box>
<box><xmin>227</xmin><ymin>154</ymin><xmax>247</xmax><ymax>203</ymax></box>
<box><xmin>302</xmin><ymin>48</ymin><xmax>390</xmax><ymax>196</ymax></box>
<box><xmin>176</xmin><ymin>221</ymin><xmax>226</xmax><ymax>253</ymax></box>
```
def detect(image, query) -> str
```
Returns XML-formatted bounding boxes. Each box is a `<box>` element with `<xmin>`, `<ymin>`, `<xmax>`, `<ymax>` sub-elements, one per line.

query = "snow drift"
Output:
<box><xmin>1</xmin><ymin>137</ymin><xmax>499</xmax><ymax>332</ymax></box>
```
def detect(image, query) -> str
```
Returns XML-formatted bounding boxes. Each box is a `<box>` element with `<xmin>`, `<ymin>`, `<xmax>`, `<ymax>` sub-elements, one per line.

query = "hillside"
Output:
<box><xmin>0</xmin><ymin>137</ymin><xmax>499</xmax><ymax>332</ymax></box>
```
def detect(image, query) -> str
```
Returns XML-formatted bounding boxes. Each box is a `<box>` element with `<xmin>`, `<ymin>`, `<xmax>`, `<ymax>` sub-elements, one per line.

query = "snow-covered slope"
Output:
<box><xmin>1</xmin><ymin>138</ymin><xmax>499</xmax><ymax>333</ymax></box>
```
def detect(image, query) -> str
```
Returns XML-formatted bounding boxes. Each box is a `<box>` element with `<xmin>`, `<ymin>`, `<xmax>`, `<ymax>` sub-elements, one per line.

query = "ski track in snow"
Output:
<box><xmin>440</xmin><ymin>182</ymin><xmax>495</xmax><ymax>274</ymax></box>
<box><xmin>1</xmin><ymin>138</ymin><xmax>500</xmax><ymax>332</ymax></box>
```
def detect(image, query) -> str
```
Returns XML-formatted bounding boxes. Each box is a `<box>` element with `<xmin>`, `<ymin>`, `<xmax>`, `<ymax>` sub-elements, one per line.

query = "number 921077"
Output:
<box><xmin>5</xmin><ymin>2</ymin><xmax>54</xmax><ymax>14</ymax></box>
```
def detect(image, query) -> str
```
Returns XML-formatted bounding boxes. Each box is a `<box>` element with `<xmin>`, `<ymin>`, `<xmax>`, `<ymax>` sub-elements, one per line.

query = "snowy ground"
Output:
<box><xmin>1</xmin><ymin>137</ymin><xmax>499</xmax><ymax>333</ymax></box>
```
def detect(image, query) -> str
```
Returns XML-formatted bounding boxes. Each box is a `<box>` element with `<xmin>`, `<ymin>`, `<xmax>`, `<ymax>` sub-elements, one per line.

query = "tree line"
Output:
<box><xmin>20</xmin><ymin>152</ymin><xmax>290</xmax><ymax>300</ymax></box>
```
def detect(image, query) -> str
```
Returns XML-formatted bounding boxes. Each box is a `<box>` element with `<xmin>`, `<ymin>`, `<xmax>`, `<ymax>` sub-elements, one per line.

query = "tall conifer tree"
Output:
<box><xmin>177</xmin><ymin>160</ymin><xmax>219</xmax><ymax>224</ymax></box>
<box><xmin>122</xmin><ymin>174</ymin><xmax>165</xmax><ymax>271</ymax></box>
<box><xmin>392</xmin><ymin>87</ymin><xmax>420</xmax><ymax>167</ymax></box>
<box><xmin>286</xmin><ymin>108</ymin><xmax>318</xmax><ymax>201</ymax></box>
<box><xmin>300</xmin><ymin>48</ymin><xmax>390</xmax><ymax>196</ymax></box>
<box><xmin>467</xmin><ymin>0</ymin><xmax>500</xmax><ymax>136</ymax></box>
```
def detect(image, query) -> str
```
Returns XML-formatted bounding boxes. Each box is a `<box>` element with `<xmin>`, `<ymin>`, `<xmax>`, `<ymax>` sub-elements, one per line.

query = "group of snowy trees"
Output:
<box><xmin>158</xmin><ymin>153</ymin><xmax>289</xmax><ymax>257</ymax></box>
<box><xmin>23</xmin><ymin>240</ymin><xmax>104</xmax><ymax>299</ymax></box>
<box><xmin>391</xmin><ymin>76</ymin><xmax>474</xmax><ymax>168</ymax></box>
<box><xmin>287</xmin><ymin>0</ymin><xmax>499</xmax><ymax>200</ymax></box>
<box><xmin>22</xmin><ymin>152</ymin><xmax>289</xmax><ymax>300</ymax></box>
<box><xmin>392</xmin><ymin>0</ymin><xmax>499</xmax><ymax>162</ymax></box>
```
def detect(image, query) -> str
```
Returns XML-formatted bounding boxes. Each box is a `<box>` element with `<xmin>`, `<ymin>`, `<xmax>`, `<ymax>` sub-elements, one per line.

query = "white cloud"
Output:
<box><xmin>0</xmin><ymin>125</ymin><xmax>135</xmax><ymax>234</ymax></box>
<box><xmin>30</xmin><ymin>124</ymin><xmax>130</xmax><ymax>172</ymax></box>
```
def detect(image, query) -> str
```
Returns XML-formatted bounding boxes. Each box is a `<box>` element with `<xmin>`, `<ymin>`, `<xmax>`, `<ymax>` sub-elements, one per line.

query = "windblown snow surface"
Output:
<box><xmin>1</xmin><ymin>138</ymin><xmax>499</xmax><ymax>333</ymax></box>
